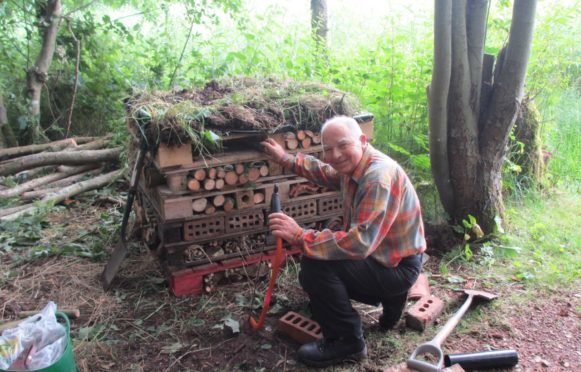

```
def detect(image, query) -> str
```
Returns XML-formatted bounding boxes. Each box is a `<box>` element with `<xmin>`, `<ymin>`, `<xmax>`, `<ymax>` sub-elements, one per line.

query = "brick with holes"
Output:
<box><xmin>405</xmin><ymin>295</ymin><xmax>445</xmax><ymax>331</ymax></box>
<box><xmin>278</xmin><ymin>311</ymin><xmax>323</xmax><ymax>344</ymax></box>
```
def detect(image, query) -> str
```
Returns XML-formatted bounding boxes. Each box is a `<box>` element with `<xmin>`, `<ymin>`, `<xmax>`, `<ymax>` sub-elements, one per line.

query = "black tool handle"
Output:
<box><xmin>270</xmin><ymin>184</ymin><xmax>281</xmax><ymax>213</ymax></box>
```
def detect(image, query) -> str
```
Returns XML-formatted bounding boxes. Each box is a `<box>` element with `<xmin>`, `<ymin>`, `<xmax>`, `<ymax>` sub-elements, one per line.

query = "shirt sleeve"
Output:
<box><xmin>301</xmin><ymin>179</ymin><xmax>402</xmax><ymax>260</ymax></box>
<box><xmin>281</xmin><ymin>153</ymin><xmax>341</xmax><ymax>190</ymax></box>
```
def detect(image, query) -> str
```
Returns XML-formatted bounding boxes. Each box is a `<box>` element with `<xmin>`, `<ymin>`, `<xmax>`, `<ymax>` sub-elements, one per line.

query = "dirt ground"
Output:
<box><xmin>1</xmin><ymin>202</ymin><xmax>579</xmax><ymax>372</ymax></box>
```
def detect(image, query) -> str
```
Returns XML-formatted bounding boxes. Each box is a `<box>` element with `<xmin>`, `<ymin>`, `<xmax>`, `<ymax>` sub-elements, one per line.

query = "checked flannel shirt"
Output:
<box><xmin>281</xmin><ymin>144</ymin><xmax>426</xmax><ymax>268</ymax></box>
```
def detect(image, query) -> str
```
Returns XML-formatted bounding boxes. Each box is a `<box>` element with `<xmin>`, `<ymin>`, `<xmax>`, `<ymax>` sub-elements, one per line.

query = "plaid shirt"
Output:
<box><xmin>281</xmin><ymin>144</ymin><xmax>426</xmax><ymax>268</ymax></box>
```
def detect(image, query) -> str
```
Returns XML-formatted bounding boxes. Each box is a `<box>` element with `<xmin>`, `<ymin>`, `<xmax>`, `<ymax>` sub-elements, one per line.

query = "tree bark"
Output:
<box><xmin>25</xmin><ymin>0</ymin><xmax>62</xmax><ymax>144</ymax></box>
<box><xmin>428</xmin><ymin>0</ymin><xmax>453</xmax><ymax>214</ymax></box>
<box><xmin>0</xmin><ymin>138</ymin><xmax>77</xmax><ymax>160</ymax></box>
<box><xmin>0</xmin><ymin>147</ymin><xmax>121</xmax><ymax>176</ymax></box>
<box><xmin>0</xmin><ymin>95</ymin><xmax>18</xmax><ymax>148</ymax></box>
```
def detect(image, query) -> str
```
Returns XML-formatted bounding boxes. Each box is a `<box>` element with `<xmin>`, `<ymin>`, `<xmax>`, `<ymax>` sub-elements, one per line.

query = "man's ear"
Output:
<box><xmin>359</xmin><ymin>134</ymin><xmax>368</xmax><ymax>147</ymax></box>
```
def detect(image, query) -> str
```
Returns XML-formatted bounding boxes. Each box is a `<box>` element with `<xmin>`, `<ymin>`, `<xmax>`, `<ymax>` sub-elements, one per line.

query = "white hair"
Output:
<box><xmin>320</xmin><ymin>116</ymin><xmax>362</xmax><ymax>140</ymax></box>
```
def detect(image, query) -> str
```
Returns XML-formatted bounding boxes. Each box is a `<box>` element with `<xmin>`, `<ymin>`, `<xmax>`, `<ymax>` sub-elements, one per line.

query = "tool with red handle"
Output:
<box><xmin>249</xmin><ymin>184</ymin><xmax>283</xmax><ymax>331</ymax></box>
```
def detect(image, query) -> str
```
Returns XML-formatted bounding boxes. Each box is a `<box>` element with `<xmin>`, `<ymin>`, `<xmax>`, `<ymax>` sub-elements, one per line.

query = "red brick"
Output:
<box><xmin>278</xmin><ymin>311</ymin><xmax>323</xmax><ymax>344</ymax></box>
<box><xmin>409</xmin><ymin>273</ymin><xmax>431</xmax><ymax>300</ymax></box>
<box><xmin>405</xmin><ymin>295</ymin><xmax>445</xmax><ymax>331</ymax></box>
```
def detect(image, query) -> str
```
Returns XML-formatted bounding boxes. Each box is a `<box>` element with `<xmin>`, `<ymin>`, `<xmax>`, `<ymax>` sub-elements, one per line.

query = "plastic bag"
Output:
<box><xmin>0</xmin><ymin>302</ymin><xmax>66</xmax><ymax>370</ymax></box>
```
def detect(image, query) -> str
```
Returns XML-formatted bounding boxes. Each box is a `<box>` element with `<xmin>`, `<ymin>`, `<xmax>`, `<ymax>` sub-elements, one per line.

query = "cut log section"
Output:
<box><xmin>213</xmin><ymin>194</ymin><xmax>225</xmax><ymax>207</ymax></box>
<box><xmin>235</xmin><ymin>163</ymin><xmax>245</xmax><ymax>175</ymax></box>
<box><xmin>224</xmin><ymin>171</ymin><xmax>238</xmax><ymax>186</ymax></box>
<box><xmin>204</xmin><ymin>178</ymin><xmax>216</xmax><ymax>191</ymax></box>
<box><xmin>192</xmin><ymin>198</ymin><xmax>208</xmax><ymax>213</ymax></box>
<box><xmin>247</xmin><ymin>167</ymin><xmax>260</xmax><ymax>182</ymax></box>
<box><xmin>207</xmin><ymin>168</ymin><xmax>217</xmax><ymax>179</ymax></box>
<box><xmin>187</xmin><ymin>179</ymin><xmax>201</xmax><ymax>191</ymax></box>
<box><xmin>215</xmin><ymin>178</ymin><xmax>225</xmax><ymax>190</ymax></box>
<box><xmin>193</xmin><ymin>169</ymin><xmax>206</xmax><ymax>181</ymax></box>
<box><xmin>301</xmin><ymin>137</ymin><xmax>312</xmax><ymax>149</ymax></box>
<box><xmin>253</xmin><ymin>192</ymin><xmax>265</xmax><ymax>204</ymax></box>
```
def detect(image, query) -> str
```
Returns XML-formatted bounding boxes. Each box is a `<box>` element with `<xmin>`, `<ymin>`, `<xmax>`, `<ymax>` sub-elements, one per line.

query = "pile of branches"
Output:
<box><xmin>125</xmin><ymin>77</ymin><xmax>360</xmax><ymax>150</ymax></box>
<box><xmin>0</xmin><ymin>137</ymin><xmax>123</xmax><ymax>221</ymax></box>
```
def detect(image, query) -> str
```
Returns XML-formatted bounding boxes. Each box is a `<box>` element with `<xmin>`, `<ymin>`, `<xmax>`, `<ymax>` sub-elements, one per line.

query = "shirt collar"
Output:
<box><xmin>350</xmin><ymin>144</ymin><xmax>374</xmax><ymax>183</ymax></box>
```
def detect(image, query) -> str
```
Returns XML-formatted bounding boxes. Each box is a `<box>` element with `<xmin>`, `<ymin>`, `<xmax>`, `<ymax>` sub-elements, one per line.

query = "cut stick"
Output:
<box><xmin>223</xmin><ymin>197</ymin><xmax>235</xmax><ymax>212</ymax></box>
<box><xmin>312</xmin><ymin>133</ymin><xmax>322</xmax><ymax>144</ymax></box>
<box><xmin>235</xmin><ymin>163</ymin><xmax>245</xmax><ymax>175</ymax></box>
<box><xmin>253</xmin><ymin>192</ymin><xmax>265</xmax><ymax>204</ymax></box>
<box><xmin>11</xmin><ymin>166</ymin><xmax>55</xmax><ymax>183</ymax></box>
<box><xmin>304</xmin><ymin>130</ymin><xmax>314</xmax><ymax>138</ymax></box>
<box><xmin>0</xmin><ymin>138</ymin><xmax>76</xmax><ymax>161</ymax></box>
<box><xmin>259</xmin><ymin>164</ymin><xmax>269</xmax><ymax>177</ymax></box>
<box><xmin>0</xmin><ymin>147</ymin><xmax>122</xmax><ymax>177</ymax></box>
<box><xmin>238</xmin><ymin>174</ymin><xmax>248</xmax><ymax>185</ymax></box>
<box><xmin>192</xmin><ymin>198</ymin><xmax>208</xmax><ymax>213</ymax></box>
<box><xmin>66</xmin><ymin>137</ymin><xmax>111</xmax><ymax>151</ymax></box>
<box><xmin>301</xmin><ymin>137</ymin><xmax>312</xmax><ymax>149</ymax></box>
<box><xmin>247</xmin><ymin>167</ymin><xmax>260</xmax><ymax>182</ymax></box>
<box><xmin>297</xmin><ymin>130</ymin><xmax>306</xmax><ymax>140</ymax></box>
<box><xmin>207</xmin><ymin>168</ymin><xmax>217</xmax><ymax>179</ymax></box>
<box><xmin>1</xmin><ymin>169</ymin><xmax>123</xmax><ymax>221</ymax></box>
<box><xmin>193</xmin><ymin>169</ymin><xmax>206</xmax><ymax>181</ymax></box>
<box><xmin>213</xmin><ymin>194</ymin><xmax>225</xmax><ymax>207</ymax></box>
<box><xmin>204</xmin><ymin>178</ymin><xmax>216</xmax><ymax>191</ymax></box>
<box><xmin>225</xmin><ymin>171</ymin><xmax>238</xmax><ymax>186</ymax></box>
<box><xmin>215</xmin><ymin>178</ymin><xmax>225</xmax><ymax>190</ymax></box>
<box><xmin>204</xmin><ymin>206</ymin><xmax>216</xmax><ymax>215</ymax></box>
<box><xmin>187</xmin><ymin>179</ymin><xmax>201</xmax><ymax>191</ymax></box>
<box><xmin>0</xmin><ymin>164</ymin><xmax>98</xmax><ymax>198</ymax></box>
<box><xmin>216</xmin><ymin>167</ymin><xmax>226</xmax><ymax>179</ymax></box>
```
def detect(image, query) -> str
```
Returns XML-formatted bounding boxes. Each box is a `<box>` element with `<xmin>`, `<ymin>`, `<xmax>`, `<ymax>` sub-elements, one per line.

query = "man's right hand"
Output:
<box><xmin>260</xmin><ymin>138</ymin><xmax>287</xmax><ymax>163</ymax></box>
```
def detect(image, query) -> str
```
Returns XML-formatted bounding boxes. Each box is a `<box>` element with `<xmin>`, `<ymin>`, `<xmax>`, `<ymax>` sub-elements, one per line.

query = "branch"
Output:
<box><xmin>466</xmin><ymin>0</ymin><xmax>488</xmax><ymax>114</ymax></box>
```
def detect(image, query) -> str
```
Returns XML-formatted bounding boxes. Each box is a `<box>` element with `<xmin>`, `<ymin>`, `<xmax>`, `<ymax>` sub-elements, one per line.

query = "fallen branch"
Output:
<box><xmin>1</xmin><ymin>168</ymin><xmax>124</xmax><ymax>221</ymax></box>
<box><xmin>0</xmin><ymin>164</ymin><xmax>97</xmax><ymax>198</ymax></box>
<box><xmin>0</xmin><ymin>147</ymin><xmax>122</xmax><ymax>176</ymax></box>
<box><xmin>0</xmin><ymin>137</ymin><xmax>97</xmax><ymax>161</ymax></box>
<box><xmin>0</xmin><ymin>204</ymin><xmax>31</xmax><ymax>218</ymax></box>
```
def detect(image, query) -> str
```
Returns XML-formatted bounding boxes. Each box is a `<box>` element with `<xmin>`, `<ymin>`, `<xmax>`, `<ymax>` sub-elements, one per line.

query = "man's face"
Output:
<box><xmin>322</xmin><ymin>123</ymin><xmax>366</xmax><ymax>176</ymax></box>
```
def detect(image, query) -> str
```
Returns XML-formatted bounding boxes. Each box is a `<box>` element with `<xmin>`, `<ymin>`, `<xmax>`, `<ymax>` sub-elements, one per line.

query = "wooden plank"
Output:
<box><xmin>155</xmin><ymin>143</ymin><xmax>193</xmax><ymax>168</ymax></box>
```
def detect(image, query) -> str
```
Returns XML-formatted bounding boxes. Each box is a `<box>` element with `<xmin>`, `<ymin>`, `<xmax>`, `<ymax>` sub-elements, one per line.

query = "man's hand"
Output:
<box><xmin>268</xmin><ymin>212</ymin><xmax>303</xmax><ymax>246</ymax></box>
<box><xmin>261</xmin><ymin>138</ymin><xmax>287</xmax><ymax>163</ymax></box>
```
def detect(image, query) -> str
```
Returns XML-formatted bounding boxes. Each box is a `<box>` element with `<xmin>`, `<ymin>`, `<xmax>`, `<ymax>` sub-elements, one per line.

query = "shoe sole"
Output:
<box><xmin>299</xmin><ymin>346</ymin><xmax>368</xmax><ymax>368</ymax></box>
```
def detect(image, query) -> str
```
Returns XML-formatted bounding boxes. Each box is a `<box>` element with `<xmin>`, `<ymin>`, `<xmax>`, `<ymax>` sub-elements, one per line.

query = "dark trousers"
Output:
<box><xmin>299</xmin><ymin>254</ymin><xmax>422</xmax><ymax>339</ymax></box>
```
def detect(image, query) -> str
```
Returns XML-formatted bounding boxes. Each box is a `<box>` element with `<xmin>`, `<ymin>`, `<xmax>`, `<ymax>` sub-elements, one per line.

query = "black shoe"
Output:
<box><xmin>379</xmin><ymin>295</ymin><xmax>407</xmax><ymax>330</ymax></box>
<box><xmin>297</xmin><ymin>337</ymin><xmax>367</xmax><ymax>368</ymax></box>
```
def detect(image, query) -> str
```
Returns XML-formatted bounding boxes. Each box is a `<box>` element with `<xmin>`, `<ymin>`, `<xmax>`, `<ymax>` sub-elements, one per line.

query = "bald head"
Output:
<box><xmin>321</xmin><ymin>116</ymin><xmax>362</xmax><ymax>141</ymax></box>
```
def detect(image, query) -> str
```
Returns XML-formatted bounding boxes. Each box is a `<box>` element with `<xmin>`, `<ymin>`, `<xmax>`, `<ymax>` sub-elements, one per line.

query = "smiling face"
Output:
<box><xmin>321</xmin><ymin>118</ymin><xmax>367</xmax><ymax>176</ymax></box>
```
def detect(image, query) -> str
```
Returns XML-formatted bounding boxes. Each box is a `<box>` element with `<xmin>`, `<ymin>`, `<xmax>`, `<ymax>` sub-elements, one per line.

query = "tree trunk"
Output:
<box><xmin>429</xmin><ymin>0</ymin><xmax>537</xmax><ymax>232</ymax></box>
<box><xmin>24</xmin><ymin>0</ymin><xmax>62</xmax><ymax>144</ymax></box>
<box><xmin>0</xmin><ymin>147</ymin><xmax>121</xmax><ymax>176</ymax></box>
<box><xmin>311</xmin><ymin>0</ymin><xmax>328</xmax><ymax>67</ymax></box>
<box><xmin>0</xmin><ymin>95</ymin><xmax>18</xmax><ymax>148</ymax></box>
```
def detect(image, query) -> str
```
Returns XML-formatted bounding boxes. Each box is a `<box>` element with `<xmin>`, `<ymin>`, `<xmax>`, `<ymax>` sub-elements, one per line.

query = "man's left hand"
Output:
<box><xmin>268</xmin><ymin>212</ymin><xmax>303</xmax><ymax>246</ymax></box>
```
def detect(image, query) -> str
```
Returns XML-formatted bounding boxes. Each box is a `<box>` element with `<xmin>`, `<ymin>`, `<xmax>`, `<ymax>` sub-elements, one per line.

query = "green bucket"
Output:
<box><xmin>2</xmin><ymin>311</ymin><xmax>76</xmax><ymax>372</ymax></box>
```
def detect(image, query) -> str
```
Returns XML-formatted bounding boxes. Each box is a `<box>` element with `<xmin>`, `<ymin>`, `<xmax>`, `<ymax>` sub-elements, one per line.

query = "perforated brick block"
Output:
<box><xmin>405</xmin><ymin>295</ymin><xmax>445</xmax><ymax>331</ymax></box>
<box><xmin>226</xmin><ymin>210</ymin><xmax>265</xmax><ymax>233</ymax></box>
<box><xmin>283</xmin><ymin>199</ymin><xmax>317</xmax><ymax>220</ymax></box>
<box><xmin>317</xmin><ymin>195</ymin><xmax>343</xmax><ymax>215</ymax></box>
<box><xmin>183</xmin><ymin>216</ymin><xmax>225</xmax><ymax>241</ymax></box>
<box><xmin>278</xmin><ymin>311</ymin><xmax>323</xmax><ymax>344</ymax></box>
<box><xmin>408</xmin><ymin>273</ymin><xmax>431</xmax><ymax>300</ymax></box>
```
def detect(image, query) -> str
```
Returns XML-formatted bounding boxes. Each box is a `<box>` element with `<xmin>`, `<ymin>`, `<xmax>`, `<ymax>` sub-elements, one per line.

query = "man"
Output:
<box><xmin>261</xmin><ymin>116</ymin><xmax>426</xmax><ymax>367</ymax></box>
